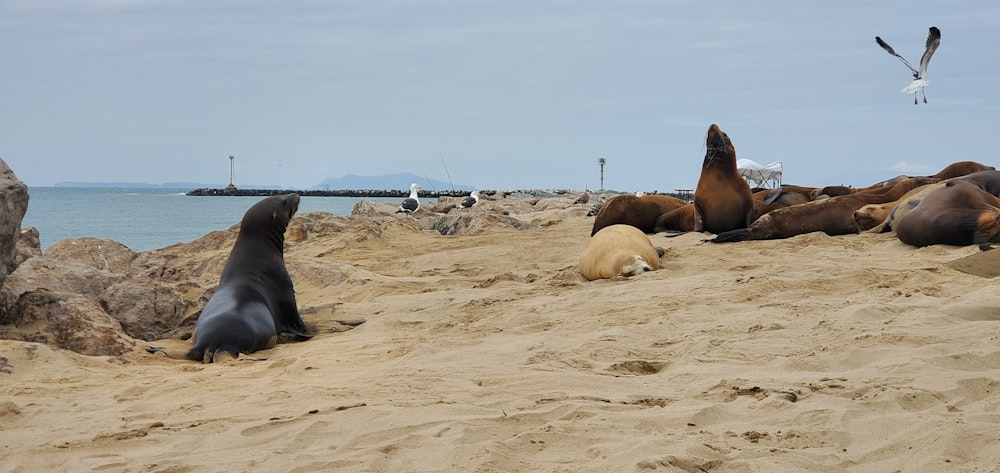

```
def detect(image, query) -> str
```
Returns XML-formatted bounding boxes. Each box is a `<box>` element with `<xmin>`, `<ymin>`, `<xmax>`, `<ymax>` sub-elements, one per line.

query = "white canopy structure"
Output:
<box><xmin>736</xmin><ymin>158</ymin><xmax>783</xmax><ymax>188</ymax></box>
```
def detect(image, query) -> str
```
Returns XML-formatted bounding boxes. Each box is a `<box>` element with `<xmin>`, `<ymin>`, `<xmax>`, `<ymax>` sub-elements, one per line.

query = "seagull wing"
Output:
<box><xmin>917</xmin><ymin>26</ymin><xmax>941</xmax><ymax>79</ymax></box>
<box><xmin>876</xmin><ymin>36</ymin><xmax>918</xmax><ymax>76</ymax></box>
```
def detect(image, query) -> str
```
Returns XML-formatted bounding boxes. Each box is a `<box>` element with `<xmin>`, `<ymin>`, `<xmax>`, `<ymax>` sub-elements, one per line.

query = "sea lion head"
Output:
<box><xmin>239</xmin><ymin>193</ymin><xmax>301</xmax><ymax>248</ymax></box>
<box><xmin>620</xmin><ymin>255</ymin><xmax>654</xmax><ymax>277</ymax></box>
<box><xmin>853</xmin><ymin>203</ymin><xmax>892</xmax><ymax>231</ymax></box>
<box><xmin>704</xmin><ymin>124</ymin><xmax>735</xmax><ymax>167</ymax></box>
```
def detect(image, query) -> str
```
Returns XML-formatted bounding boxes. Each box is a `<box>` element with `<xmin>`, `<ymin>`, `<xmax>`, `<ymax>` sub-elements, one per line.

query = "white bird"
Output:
<box><xmin>396</xmin><ymin>183</ymin><xmax>422</xmax><ymax>213</ymax></box>
<box><xmin>876</xmin><ymin>26</ymin><xmax>941</xmax><ymax>105</ymax></box>
<box><xmin>460</xmin><ymin>190</ymin><xmax>480</xmax><ymax>208</ymax></box>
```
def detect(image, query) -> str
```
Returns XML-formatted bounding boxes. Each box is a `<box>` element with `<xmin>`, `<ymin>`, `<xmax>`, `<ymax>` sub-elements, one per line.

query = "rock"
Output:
<box><xmin>1</xmin><ymin>258</ymin><xmax>125</xmax><ymax>316</ymax></box>
<box><xmin>0</xmin><ymin>160</ymin><xmax>29</xmax><ymax>288</ymax></box>
<box><xmin>0</xmin><ymin>290</ymin><xmax>135</xmax><ymax>356</ymax></box>
<box><xmin>44</xmin><ymin>237</ymin><xmax>137</xmax><ymax>273</ymax></box>
<box><xmin>428</xmin><ymin>212</ymin><xmax>530</xmax><ymax>235</ymax></box>
<box><xmin>100</xmin><ymin>281</ymin><xmax>194</xmax><ymax>341</ymax></box>
<box><xmin>15</xmin><ymin>227</ymin><xmax>41</xmax><ymax>267</ymax></box>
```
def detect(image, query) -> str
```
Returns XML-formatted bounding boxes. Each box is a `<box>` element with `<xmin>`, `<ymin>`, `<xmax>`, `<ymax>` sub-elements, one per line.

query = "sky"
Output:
<box><xmin>2</xmin><ymin>0</ymin><xmax>998</xmax><ymax>192</ymax></box>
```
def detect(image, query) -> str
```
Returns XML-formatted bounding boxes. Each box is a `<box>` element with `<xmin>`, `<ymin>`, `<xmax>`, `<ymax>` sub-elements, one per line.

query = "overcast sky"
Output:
<box><xmin>2</xmin><ymin>0</ymin><xmax>997</xmax><ymax>191</ymax></box>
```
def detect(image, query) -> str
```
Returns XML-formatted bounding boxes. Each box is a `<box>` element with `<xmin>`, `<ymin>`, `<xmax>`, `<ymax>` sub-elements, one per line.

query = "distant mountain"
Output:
<box><xmin>312</xmin><ymin>173</ymin><xmax>474</xmax><ymax>191</ymax></box>
<box><xmin>53</xmin><ymin>181</ymin><xmax>279</xmax><ymax>189</ymax></box>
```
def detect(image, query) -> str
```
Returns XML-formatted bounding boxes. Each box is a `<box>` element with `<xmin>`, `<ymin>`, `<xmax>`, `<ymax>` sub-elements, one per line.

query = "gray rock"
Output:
<box><xmin>0</xmin><ymin>159</ymin><xmax>29</xmax><ymax>288</ymax></box>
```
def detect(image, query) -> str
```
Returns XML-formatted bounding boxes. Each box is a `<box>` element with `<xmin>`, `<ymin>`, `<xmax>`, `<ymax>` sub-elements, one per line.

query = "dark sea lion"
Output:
<box><xmin>711</xmin><ymin>176</ymin><xmax>938</xmax><ymax>242</ymax></box>
<box><xmin>895</xmin><ymin>180</ymin><xmax>1000</xmax><ymax>248</ymax></box>
<box><xmin>591</xmin><ymin>194</ymin><xmax>687</xmax><ymax>236</ymax></box>
<box><xmin>816</xmin><ymin>185</ymin><xmax>855</xmax><ymax>198</ymax></box>
<box><xmin>752</xmin><ymin>187</ymin><xmax>811</xmax><ymax>217</ymax></box>
<box><xmin>186</xmin><ymin>193</ymin><xmax>310</xmax><ymax>363</ymax></box>
<box><xmin>692</xmin><ymin>124</ymin><xmax>756</xmax><ymax>233</ymax></box>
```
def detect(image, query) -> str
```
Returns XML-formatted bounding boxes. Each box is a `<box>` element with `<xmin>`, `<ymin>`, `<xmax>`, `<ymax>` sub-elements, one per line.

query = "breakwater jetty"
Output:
<box><xmin>186</xmin><ymin>187</ymin><xmax>692</xmax><ymax>200</ymax></box>
<box><xmin>186</xmin><ymin>188</ymin><xmax>481</xmax><ymax>198</ymax></box>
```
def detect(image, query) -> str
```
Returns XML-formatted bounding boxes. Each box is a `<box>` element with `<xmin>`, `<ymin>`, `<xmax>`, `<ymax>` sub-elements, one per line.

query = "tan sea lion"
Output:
<box><xmin>895</xmin><ymin>179</ymin><xmax>1000</xmax><ymax>248</ymax></box>
<box><xmin>580</xmin><ymin>224</ymin><xmax>662</xmax><ymax>280</ymax></box>
<box><xmin>591</xmin><ymin>194</ymin><xmax>687</xmax><ymax>236</ymax></box>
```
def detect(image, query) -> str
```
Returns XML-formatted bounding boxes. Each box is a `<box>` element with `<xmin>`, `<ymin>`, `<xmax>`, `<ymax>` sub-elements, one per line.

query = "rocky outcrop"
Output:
<box><xmin>15</xmin><ymin>227</ymin><xmax>41</xmax><ymax>267</ymax></box>
<box><xmin>0</xmin><ymin>160</ymin><xmax>29</xmax><ymax>287</ymax></box>
<box><xmin>0</xmin><ymin>189</ymin><xmax>586</xmax><ymax>357</ymax></box>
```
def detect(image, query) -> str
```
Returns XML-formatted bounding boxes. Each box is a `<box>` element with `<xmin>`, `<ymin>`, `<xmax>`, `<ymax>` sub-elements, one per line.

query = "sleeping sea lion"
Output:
<box><xmin>580</xmin><ymin>224</ymin><xmax>663</xmax><ymax>280</ymax></box>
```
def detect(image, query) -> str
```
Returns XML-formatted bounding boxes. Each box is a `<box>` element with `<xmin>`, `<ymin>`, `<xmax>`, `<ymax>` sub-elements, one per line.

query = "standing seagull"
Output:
<box><xmin>396</xmin><ymin>183</ymin><xmax>422</xmax><ymax>213</ymax></box>
<box><xmin>460</xmin><ymin>190</ymin><xmax>480</xmax><ymax>208</ymax></box>
<box><xmin>875</xmin><ymin>26</ymin><xmax>941</xmax><ymax>104</ymax></box>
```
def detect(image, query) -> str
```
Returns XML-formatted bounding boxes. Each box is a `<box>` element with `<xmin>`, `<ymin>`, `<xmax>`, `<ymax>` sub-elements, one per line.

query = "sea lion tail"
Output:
<box><xmin>709</xmin><ymin>228</ymin><xmax>751</xmax><ymax>243</ymax></box>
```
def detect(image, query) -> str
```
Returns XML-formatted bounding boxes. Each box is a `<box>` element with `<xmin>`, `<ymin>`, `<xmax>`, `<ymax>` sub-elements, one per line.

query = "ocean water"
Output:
<box><xmin>21</xmin><ymin>187</ymin><xmax>401</xmax><ymax>252</ymax></box>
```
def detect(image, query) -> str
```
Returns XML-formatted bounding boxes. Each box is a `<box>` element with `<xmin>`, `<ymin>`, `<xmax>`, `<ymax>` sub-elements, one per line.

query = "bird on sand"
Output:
<box><xmin>875</xmin><ymin>26</ymin><xmax>941</xmax><ymax>105</ymax></box>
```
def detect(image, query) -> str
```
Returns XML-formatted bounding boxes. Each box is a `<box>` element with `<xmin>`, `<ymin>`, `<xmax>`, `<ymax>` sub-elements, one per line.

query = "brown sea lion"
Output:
<box><xmin>928</xmin><ymin>161</ymin><xmax>995</xmax><ymax>180</ymax></box>
<box><xmin>856</xmin><ymin>170</ymin><xmax>1000</xmax><ymax>233</ymax></box>
<box><xmin>895</xmin><ymin>180</ymin><xmax>1000</xmax><ymax>248</ymax></box>
<box><xmin>591</xmin><ymin>194</ymin><xmax>687</xmax><ymax>236</ymax></box>
<box><xmin>654</xmin><ymin>203</ymin><xmax>702</xmax><ymax>232</ymax></box>
<box><xmin>711</xmin><ymin>176</ymin><xmax>939</xmax><ymax>242</ymax></box>
<box><xmin>691</xmin><ymin>124</ymin><xmax>756</xmax><ymax>233</ymax></box>
<box><xmin>855</xmin><ymin>181</ymin><xmax>947</xmax><ymax>232</ymax></box>
<box><xmin>752</xmin><ymin>187</ymin><xmax>811</xmax><ymax>217</ymax></box>
<box><xmin>580</xmin><ymin>224</ymin><xmax>662</xmax><ymax>280</ymax></box>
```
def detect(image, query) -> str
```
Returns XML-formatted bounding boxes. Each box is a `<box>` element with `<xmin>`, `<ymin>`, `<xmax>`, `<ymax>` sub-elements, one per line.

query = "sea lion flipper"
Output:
<box><xmin>762</xmin><ymin>188</ymin><xmax>783</xmax><ymax>206</ymax></box>
<box><xmin>709</xmin><ymin>228</ymin><xmax>751</xmax><ymax>243</ymax></box>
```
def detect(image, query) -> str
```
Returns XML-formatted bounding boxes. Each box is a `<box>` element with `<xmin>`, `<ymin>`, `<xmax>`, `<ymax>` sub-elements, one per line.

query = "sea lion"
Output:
<box><xmin>895</xmin><ymin>179</ymin><xmax>1000</xmax><ymax>248</ymax></box>
<box><xmin>691</xmin><ymin>124</ymin><xmax>756</xmax><ymax>233</ymax></box>
<box><xmin>591</xmin><ymin>194</ymin><xmax>687</xmax><ymax>236</ymax></box>
<box><xmin>711</xmin><ymin>176</ymin><xmax>939</xmax><ymax>242</ymax></box>
<box><xmin>855</xmin><ymin>181</ymin><xmax>947</xmax><ymax>232</ymax></box>
<box><xmin>654</xmin><ymin>203</ymin><xmax>703</xmax><ymax>233</ymax></box>
<box><xmin>856</xmin><ymin>170</ymin><xmax>1000</xmax><ymax>233</ymax></box>
<box><xmin>928</xmin><ymin>161</ymin><xmax>995</xmax><ymax>180</ymax></box>
<box><xmin>185</xmin><ymin>194</ymin><xmax>311</xmax><ymax>363</ymax></box>
<box><xmin>580</xmin><ymin>224</ymin><xmax>662</xmax><ymax>280</ymax></box>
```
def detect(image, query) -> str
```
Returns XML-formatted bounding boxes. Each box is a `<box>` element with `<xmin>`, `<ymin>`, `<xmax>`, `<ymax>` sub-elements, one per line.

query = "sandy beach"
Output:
<box><xmin>2</xmin><ymin>196</ymin><xmax>1000</xmax><ymax>472</ymax></box>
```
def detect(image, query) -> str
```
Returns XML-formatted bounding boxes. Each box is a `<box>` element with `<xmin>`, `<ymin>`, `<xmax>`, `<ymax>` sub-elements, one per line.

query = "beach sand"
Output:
<box><xmin>2</xmin><ymin>201</ymin><xmax>1000</xmax><ymax>472</ymax></box>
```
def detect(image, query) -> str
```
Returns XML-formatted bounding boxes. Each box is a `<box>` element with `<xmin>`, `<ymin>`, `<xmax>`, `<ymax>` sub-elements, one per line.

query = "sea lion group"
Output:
<box><xmin>583</xmin><ymin>122</ymin><xmax>1000</xmax><ymax>281</ymax></box>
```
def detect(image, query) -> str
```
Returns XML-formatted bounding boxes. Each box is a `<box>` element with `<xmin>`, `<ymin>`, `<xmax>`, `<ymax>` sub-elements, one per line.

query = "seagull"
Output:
<box><xmin>396</xmin><ymin>183</ymin><xmax>422</xmax><ymax>213</ymax></box>
<box><xmin>460</xmin><ymin>190</ymin><xmax>480</xmax><ymax>208</ymax></box>
<box><xmin>875</xmin><ymin>26</ymin><xmax>941</xmax><ymax>105</ymax></box>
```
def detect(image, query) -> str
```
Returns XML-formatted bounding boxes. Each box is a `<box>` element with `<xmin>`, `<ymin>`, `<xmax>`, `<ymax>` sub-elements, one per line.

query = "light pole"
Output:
<box><xmin>226</xmin><ymin>155</ymin><xmax>236</xmax><ymax>191</ymax></box>
<box><xmin>598</xmin><ymin>156</ymin><xmax>606</xmax><ymax>191</ymax></box>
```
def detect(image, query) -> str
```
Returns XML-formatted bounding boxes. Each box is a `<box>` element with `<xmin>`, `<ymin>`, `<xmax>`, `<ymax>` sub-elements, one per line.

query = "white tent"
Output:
<box><xmin>736</xmin><ymin>158</ymin><xmax>783</xmax><ymax>188</ymax></box>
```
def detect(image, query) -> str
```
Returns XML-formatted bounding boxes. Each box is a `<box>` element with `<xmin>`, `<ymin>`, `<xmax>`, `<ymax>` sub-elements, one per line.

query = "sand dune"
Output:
<box><xmin>3</xmin><ymin>204</ymin><xmax>1000</xmax><ymax>472</ymax></box>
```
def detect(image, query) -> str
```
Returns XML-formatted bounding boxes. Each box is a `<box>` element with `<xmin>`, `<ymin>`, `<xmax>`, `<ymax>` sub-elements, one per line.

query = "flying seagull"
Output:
<box><xmin>396</xmin><ymin>183</ymin><xmax>422</xmax><ymax>213</ymax></box>
<box><xmin>875</xmin><ymin>26</ymin><xmax>941</xmax><ymax>104</ymax></box>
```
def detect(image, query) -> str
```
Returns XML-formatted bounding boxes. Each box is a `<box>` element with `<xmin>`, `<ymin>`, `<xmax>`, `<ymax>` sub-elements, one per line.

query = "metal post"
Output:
<box><xmin>226</xmin><ymin>155</ymin><xmax>236</xmax><ymax>191</ymax></box>
<box><xmin>598</xmin><ymin>156</ymin><xmax>606</xmax><ymax>191</ymax></box>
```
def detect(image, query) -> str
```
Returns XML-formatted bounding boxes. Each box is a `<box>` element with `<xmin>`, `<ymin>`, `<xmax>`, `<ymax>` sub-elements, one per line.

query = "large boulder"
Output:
<box><xmin>0</xmin><ymin>159</ymin><xmax>29</xmax><ymax>287</ymax></box>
